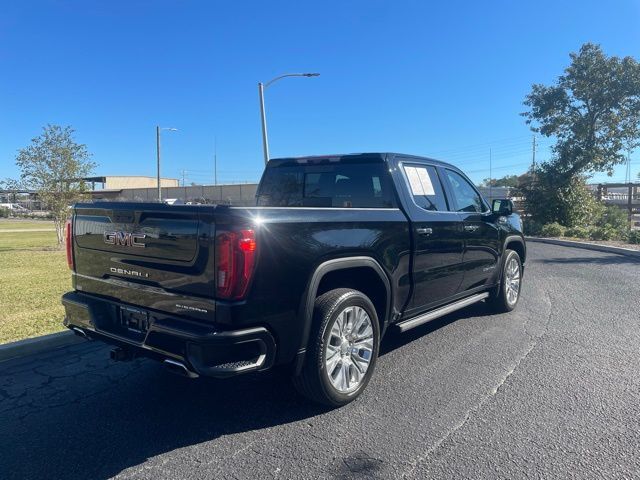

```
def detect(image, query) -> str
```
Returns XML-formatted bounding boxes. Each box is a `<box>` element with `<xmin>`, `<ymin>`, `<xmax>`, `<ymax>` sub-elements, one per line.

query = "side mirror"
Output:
<box><xmin>492</xmin><ymin>199</ymin><xmax>514</xmax><ymax>216</ymax></box>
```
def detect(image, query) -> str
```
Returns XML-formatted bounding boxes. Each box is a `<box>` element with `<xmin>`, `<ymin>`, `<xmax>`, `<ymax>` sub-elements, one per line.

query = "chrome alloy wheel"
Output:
<box><xmin>324</xmin><ymin>305</ymin><xmax>374</xmax><ymax>394</ymax></box>
<box><xmin>505</xmin><ymin>256</ymin><xmax>521</xmax><ymax>306</ymax></box>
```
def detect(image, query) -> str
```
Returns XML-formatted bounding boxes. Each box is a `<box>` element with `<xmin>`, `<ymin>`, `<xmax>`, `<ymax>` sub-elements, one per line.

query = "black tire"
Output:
<box><xmin>487</xmin><ymin>249</ymin><xmax>522</xmax><ymax>313</ymax></box>
<box><xmin>292</xmin><ymin>288</ymin><xmax>380</xmax><ymax>407</ymax></box>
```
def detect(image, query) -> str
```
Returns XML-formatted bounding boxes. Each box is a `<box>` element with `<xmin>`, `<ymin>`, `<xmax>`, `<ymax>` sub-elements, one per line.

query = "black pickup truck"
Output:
<box><xmin>62</xmin><ymin>153</ymin><xmax>525</xmax><ymax>406</ymax></box>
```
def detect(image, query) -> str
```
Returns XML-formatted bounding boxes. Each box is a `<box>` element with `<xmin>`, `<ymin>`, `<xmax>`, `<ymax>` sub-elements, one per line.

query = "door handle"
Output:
<box><xmin>416</xmin><ymin>227</ymin><xmax>433</xmax><ymax>236</ymax></box>
<box><xmin>464</xmin><ymin>225</ymin><xmax>479</xmax><ymax>232</ymax></box>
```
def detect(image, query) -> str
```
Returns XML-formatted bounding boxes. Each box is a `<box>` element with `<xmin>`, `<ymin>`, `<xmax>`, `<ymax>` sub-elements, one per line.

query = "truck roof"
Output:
<box><xmin>268</xmin><ymin>152</ymin><xmax>458</xmax><ymax>170</ymax></box>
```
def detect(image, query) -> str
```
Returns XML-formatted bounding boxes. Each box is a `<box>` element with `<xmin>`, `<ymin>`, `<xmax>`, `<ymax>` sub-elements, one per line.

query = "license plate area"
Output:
<box><xmin>118</xmin><ymin>306</ymin><xmax>150</xmax><ymax>341</ymax></box>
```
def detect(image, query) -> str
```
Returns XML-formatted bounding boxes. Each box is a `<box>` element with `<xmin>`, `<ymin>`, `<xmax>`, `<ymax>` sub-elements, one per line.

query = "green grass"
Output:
<box><xmin>0</xmin><ymin>231</ymin><xmax>62</xmax><ymax>251</ymax></box>
<box><xmin>0</xmin><ymin>219</ymin><xmax>55</xmax><ymax>230</ymax></box>
<box><xmin>0</xmin><ymin>229</ymin><xmax>70</xmax><ymax>343</ymax></box>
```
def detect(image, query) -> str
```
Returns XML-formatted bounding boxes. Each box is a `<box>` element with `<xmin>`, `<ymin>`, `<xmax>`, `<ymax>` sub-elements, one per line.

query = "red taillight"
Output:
<box><xmin>65</xmin><ymin>218</ymin><xmax>74</xmax><ymax>270</ymax></box>
<box><xmin>216</xmin><ymin>229</ymin><xmax>257</xmax><ymax>300</ymax></box>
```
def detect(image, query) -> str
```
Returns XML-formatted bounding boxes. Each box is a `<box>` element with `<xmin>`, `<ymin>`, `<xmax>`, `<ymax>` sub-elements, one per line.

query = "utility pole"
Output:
<box><xmin>625</xmin><ymin>150</ymin><xmax>631</xmax><ymax>184</ymax></box>
<box><xmin>532</xmin><ymin>135</ymin><xmax>537</xmax><ymax>172</ymax></box>
<box><xmin>156</xmin><ymin>126</ymin><xmax>178</xmax><ymax>202</ymax></box>
<box><xmin>214</xmin><ymin>137</ymin><xmax>218</xmax><ymax>186</ymax></box>
<box><xmin>181</xmin><ymin>169</ymin><xmax>186</xmax><ymax>187</ymax></box>
<box><xmin>489</xmin><ymin>148</ymin><xmax>493</xmax><ymax>202</ymax></box>
<box><xmin>626</xmin><ymin>151</ymin><xmax>632</xmax><ymax>227</ymax></box>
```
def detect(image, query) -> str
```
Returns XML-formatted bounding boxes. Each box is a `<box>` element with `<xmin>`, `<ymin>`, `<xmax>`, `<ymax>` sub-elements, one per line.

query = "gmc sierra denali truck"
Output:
<box><xmin>62</xmin><ymin>153</ymin><xmax>525</xmax><ymax>406</ymax></box>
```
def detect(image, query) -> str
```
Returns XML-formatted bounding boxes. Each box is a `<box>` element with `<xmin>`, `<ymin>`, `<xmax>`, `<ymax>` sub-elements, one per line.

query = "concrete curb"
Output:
<box><xmin>526</xmin><ymin>237</ymin><xmax>640</xmax><ymax>259</ymax></box>
<box><xmin>0</xmin><ymin>330</ymin><xmax>83</xmax><ymax>363</ymax></box>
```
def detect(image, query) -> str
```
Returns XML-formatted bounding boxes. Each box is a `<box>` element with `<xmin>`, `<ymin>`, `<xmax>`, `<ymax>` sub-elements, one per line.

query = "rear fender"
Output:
<box><xmin>293</xmin><ymin>256</ymin><xmax>391</xmax><ymax>374</ymax></box>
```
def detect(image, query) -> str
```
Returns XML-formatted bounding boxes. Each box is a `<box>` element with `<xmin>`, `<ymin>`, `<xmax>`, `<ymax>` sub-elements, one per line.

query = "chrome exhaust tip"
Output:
<box><xmin>163</xmin><ymin>359</ymin><xmax>199</xmax><ymax>379</ymax></box>
<box><xmin>71</xmin><ymin>327</ymin><xmax>89</xmax><ymax>340</ymax></box>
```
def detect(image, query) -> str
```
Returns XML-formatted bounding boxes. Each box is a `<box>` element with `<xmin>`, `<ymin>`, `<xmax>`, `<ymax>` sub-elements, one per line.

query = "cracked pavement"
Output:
<box><xmin>1</xmin><ymin>243</ymin><xmax>639</xmax><ymax>479</ymax></box>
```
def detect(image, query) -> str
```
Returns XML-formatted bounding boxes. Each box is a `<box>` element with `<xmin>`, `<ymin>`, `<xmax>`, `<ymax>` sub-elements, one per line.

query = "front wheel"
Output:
<box><xmin>292</xmin><ymin>288</ymin><xmax>380</xmax><ymax>407</ymax></box>
<box><xmin>487</xmin><ymin>249</ymin><xmax>522</xmax><ymax>313</ymax></box>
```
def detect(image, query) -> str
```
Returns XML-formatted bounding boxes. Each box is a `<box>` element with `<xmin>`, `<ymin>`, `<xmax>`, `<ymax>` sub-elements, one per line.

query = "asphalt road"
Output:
<box><xmin>1</xmin><ymin>243</ymin><xmax>639</xmax><ymax>479</ymax></box>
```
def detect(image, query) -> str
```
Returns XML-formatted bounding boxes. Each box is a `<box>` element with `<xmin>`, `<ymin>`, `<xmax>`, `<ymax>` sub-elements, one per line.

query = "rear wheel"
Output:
<box><xmin>293</xmin><ymin>288</ymin><xmax>380</xmax><ymax>407</ymax></box>
<box><xmin>488</xmin><ymin>249</ymin><xmax>522</xmax><ymax>313</ymax></box>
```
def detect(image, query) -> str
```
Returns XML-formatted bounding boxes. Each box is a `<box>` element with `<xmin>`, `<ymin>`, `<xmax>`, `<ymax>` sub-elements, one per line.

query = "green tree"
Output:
<box><xmin>15</xmin><ymin>125</ymin><xmax>96</xmax><ymax>244</ymax></box>
<box><xmin>480</xmin><ymin>174</ymin><xmax>520</xmax><ymax>188</ymax></box>
<box><xmin>523</xmin><ymin>43</ymin><xmax>640</xmax><ymax>177</ymax></box>
<box><xmin>521</xmin><ymin>43</ymin><xmax>640</xmax><ymax>227</ymax></box>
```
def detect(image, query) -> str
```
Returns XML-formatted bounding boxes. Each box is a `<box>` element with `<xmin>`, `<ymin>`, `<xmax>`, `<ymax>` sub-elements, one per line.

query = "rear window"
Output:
<box><xmin>256</xmin><ymin>163</ymin><xmax>396</xmax><ymax>208</ymax></box>
<box><xmin>402</xmin><ymin>164</ymin><xmax>448</xmax><ymax>212</ymax></box>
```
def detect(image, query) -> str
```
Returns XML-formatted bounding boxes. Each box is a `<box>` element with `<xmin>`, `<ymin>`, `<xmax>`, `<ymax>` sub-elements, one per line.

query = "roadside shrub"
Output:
<box><xmin>0</xmin><ymin>207</ymin><xmax>8</xmax><ymax>218</ymax></box>
<box><xmin>594</xmin><ymin>205</ymin><xmax>629</xmax><ymax>240</ymax></box>
<box><xmin>565</xmin><ymin>226</ymin><xmax>590</xmax><ymax>239</ymax></box>
<box><xmin>540</xmin><ymin>222</ymin><xmax>567</xmax><ymax>238</ymax></box>
<box><xmin>518</xmin><ymin>169</ymin><xmax>603</xmax><ymax>228</ymax></box>
<box><xmin>522</xmin><ymin>217</ymin><xmax>542</xmax><ymax>236</ymax></box>
<box><xmin>589</xmin><ymin>226</ymin><xmax>617</xmax><ymax>241</ymax></box>
<box><xmin>627</xmin><ymin>230</ymin><xmax>640</xmax><ymax>244</ymax></box>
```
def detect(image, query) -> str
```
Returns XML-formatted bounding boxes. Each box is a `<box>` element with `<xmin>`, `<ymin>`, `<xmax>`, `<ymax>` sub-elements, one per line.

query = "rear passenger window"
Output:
<box><xmin>402</xmin><ymin>164</ymin><xmax>448</xmax><ymax>211</ymax></box>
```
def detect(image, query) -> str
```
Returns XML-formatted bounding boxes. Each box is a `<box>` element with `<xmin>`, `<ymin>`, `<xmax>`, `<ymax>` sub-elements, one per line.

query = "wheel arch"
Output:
<box><xmin>293</xmin><ymin>257</ymin><xmax>391</xmax><ymax>374</ymax></box>
<box><xmin>504</xmin><ymin>235</ymin><xmax>526</xmax><ymax>266</ymax></box>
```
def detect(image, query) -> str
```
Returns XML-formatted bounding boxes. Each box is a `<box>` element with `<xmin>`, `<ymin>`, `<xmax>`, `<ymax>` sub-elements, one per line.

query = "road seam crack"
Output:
<box><xmin>402</xmin><ymin>287</ymin><xmax>554</xmax><ymax>477</ymax></box>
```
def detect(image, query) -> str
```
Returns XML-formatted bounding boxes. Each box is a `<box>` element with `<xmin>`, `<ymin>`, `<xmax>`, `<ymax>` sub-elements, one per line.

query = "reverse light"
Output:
<box><xmin>65</xmin><ymin>218</ymin><xmax>74</xmax><ymax>270</ymax></box>
<box><xmin>216</xmin><ymin>229</ymin><xmax>257</xmax><ymax>300</ymax></box>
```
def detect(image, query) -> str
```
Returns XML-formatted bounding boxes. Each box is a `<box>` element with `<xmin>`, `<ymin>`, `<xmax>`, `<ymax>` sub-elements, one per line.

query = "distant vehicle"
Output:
<box><xmin>62</xmin><ymin>153</ymin><xmax>526</xmax><ymax>406</ymax></box>
<box><xmin>0</xmin><ymin>203</ymin><xmax>29</xmax><ymax>212</ymax></box>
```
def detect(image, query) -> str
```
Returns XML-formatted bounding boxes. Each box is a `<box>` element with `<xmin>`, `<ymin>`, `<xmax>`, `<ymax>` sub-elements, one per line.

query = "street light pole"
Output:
<box><xmin>156</xmin><ymin>126</ymin><xmax>178</xmax><ymax>202</ymax></box>
<box><xmin>258</xmin><ymin>83</ymin><xmax>269</xmax><ymax>165</ymax></box>
<box><xmin>156</xmin><ymin>126</ymin><xmax>161</xmax><ymax>201</ymax></box>
<box><xmin>258</xmin><ymin>72</ymin><xmax>320</xmax><ymax>165</ymax></box>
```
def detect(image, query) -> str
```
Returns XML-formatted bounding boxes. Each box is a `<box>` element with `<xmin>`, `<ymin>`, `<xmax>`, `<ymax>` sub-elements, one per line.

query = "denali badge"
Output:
<box><xmin>110</xmin><ymin>267</ymin><xmax>149</xmax><ymax>278</ymax></box>
<box><xmin>104</xmin><ymin>231</ymin><xmax>146</xmax><ymax>248</ymax></box>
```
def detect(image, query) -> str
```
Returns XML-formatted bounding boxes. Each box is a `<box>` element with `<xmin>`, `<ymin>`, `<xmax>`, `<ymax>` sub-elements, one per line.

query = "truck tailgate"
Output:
<box><xmin>71</xmin><ymin>203</ymin><xmax>216</xmax><ymax>321</ymax></box>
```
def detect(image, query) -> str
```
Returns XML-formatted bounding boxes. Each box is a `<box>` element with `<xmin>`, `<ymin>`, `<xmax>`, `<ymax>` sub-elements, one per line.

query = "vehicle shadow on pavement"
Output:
<box><xmin>0</xmin><ymin>344</ymin><xmax>332</xmax><ymax>480</ymax></box>
<box><xmin>0</xmin><ymin>302</ymin><xmax>490</xmax><ymax>480</ymax></box>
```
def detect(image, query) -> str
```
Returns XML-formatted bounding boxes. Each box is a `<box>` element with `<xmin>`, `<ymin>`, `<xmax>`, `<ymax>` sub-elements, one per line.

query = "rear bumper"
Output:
<box><xmin>62</xmin><ymin>291</ymin><xmax>276</xmax><ymax>378</ymax></box>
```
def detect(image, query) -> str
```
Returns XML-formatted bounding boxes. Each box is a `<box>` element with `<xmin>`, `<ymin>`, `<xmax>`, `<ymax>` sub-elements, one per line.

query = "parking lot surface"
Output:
<box><xmin>1</xmin><ymin>243</ymin><xmax>639</xmax><ymax>479</ymax></box>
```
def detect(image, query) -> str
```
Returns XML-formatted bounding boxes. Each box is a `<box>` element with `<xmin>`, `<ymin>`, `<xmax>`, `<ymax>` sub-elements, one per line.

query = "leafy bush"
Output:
<box><xmin>565</xmin><ymin>226</ymin><xmax>590</xmax><ymax>239</ymax></box>
<box><xmin>518</xmin><ymin>168</ymin><xmax>603</xmax><ymax>228</ymax></box>
<box><xmin>627</xmin><ymin>230</ymin><xmax>640</xmax><ymax>244</ymax></box>
<box><xmin>589</xmin><ymin>226</ymin><xmax>618</xmax><ymax>241</ymax></box>
<box><xmin>595</xmin><ymin>205</ymin><xmax>629</xmax><ymax>239</ymax></box>
<box><xmin>0</xmin><ymin>207</ymin><xmax>9</xmax><ymax>218</ymax></box>
<box><xmin>522</xmin><ymin>218</ymin><xmax>543</xmax><ymax>236</ymax></box>
<box><xmin>540</xmin><ymin>222</ymin><xmax>567</xmax><ymax>237</ymax></box>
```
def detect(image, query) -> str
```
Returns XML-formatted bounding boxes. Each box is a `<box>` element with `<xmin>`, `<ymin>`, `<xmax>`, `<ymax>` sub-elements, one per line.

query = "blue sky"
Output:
<box><xmin>1</xmin><ymin>0</ymin><xmax>639</xmax><ymax>186</ymax></box>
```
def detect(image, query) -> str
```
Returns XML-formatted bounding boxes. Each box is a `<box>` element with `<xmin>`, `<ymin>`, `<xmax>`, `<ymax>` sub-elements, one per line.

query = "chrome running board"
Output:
<box><xmin>396</xmin><ymin>292</ymin><xmax>489</xmax><ymax>333</ymax></box>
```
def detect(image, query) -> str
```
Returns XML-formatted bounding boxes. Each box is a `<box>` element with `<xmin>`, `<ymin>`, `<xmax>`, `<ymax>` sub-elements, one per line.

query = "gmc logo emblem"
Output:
<box><xmin>104</xmin><ymin>231</ymin><xmax>146</xmax><ymax>248</ymax></box>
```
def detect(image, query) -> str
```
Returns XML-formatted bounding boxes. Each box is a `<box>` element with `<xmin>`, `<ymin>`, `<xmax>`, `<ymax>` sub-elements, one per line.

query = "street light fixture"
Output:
<box><xmin>156</xmin><ymin>126</ymin><xmax>178</xmax><ymax>202</ymax></box>
<box><xmin>258</xmin><ymin>72</ymin><xmax>320</xmax><ymax>165</ymax></box>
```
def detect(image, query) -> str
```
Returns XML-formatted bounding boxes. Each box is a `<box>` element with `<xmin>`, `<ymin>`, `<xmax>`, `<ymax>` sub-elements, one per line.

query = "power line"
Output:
<box><xmin>464</xmin><ymin>162</ymin><xmax>531</xmax><ymax>175</ymax></box>
<box><xmin>426</xmin><ymin>136</ymin><xmax>554</xmax><ymax>159</ymax></box>
<box><xmin>426</xmin><ymin>134</ymin><xmax>533</xmax><ymax>156</ymax></box>
<box><xmin>441</xmin><ymin>144</ymin><xmax>552</xmax><ymax>163</ymax></box>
